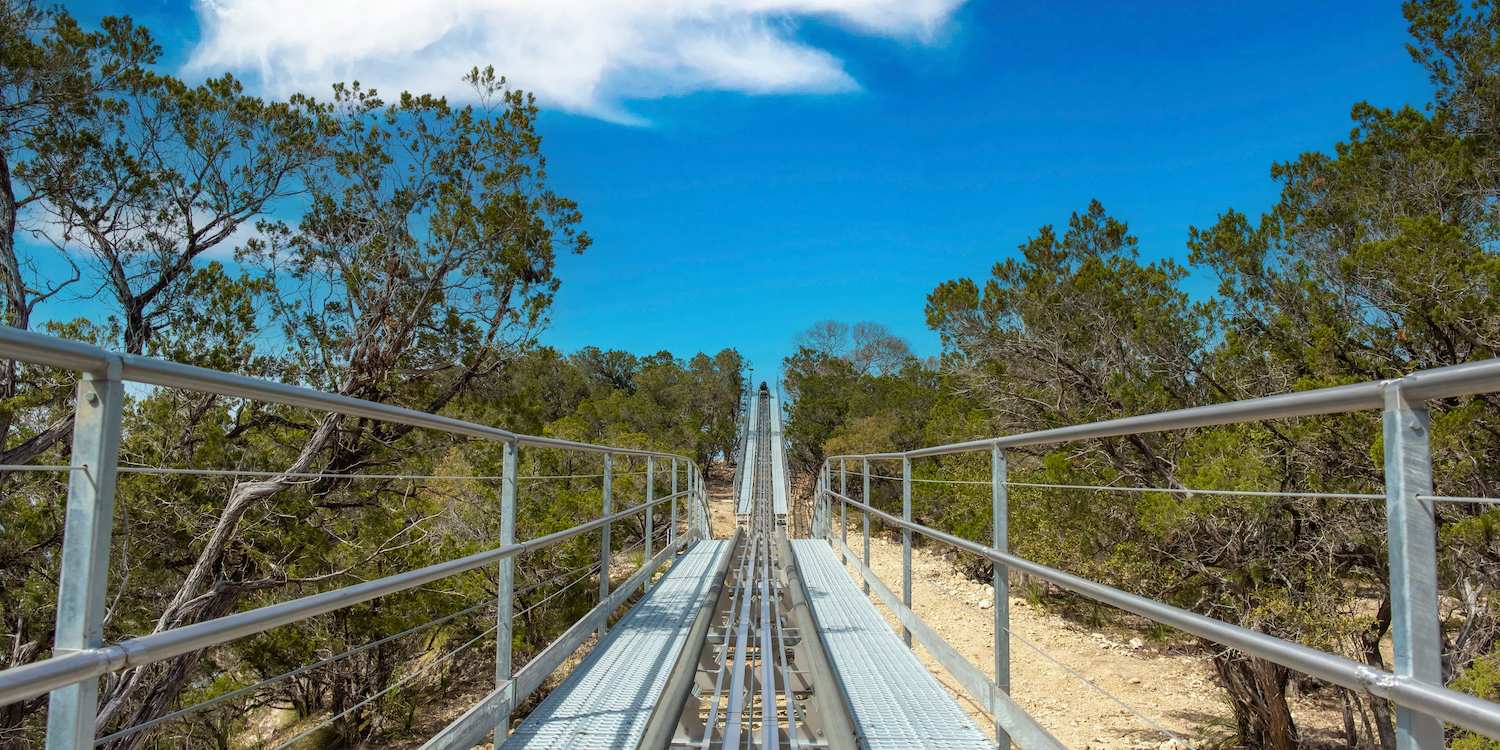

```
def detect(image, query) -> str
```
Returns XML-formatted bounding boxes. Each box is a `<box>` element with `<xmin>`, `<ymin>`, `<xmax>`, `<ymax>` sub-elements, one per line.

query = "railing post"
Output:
<box><xmin>1382</xmin><ymin>384</ymin><xmax>1444</xmax><ymax>750</ymax></box>
<box><xmin>688</xmin><ymin>463</ymin><xmax>699</xmax><ymax>539</ymax></box>
<box><xmin>862</xmin><ymin>457</ymin><xmax>871</xmax><ymax>595</ymax></box>
<box><xmin>824</xmin><ymin>462</ymin><xmax>832</xmax><ymax>538</ymax></box>
<box><xmin>819</xmin><ymin>463</ymin><xmax>829</xmax><ymax>538</ymax></box>
<box><xmin>494</xmin><ymin>439</ymin><xmax>517</xmax><ymax>741</ymax></box>
<box><xmin>45</xmin><ymin>359</ymin><xmax>124</xmax><ymax>750</ymax></box>
<box><xmin>992</xmin><ymin>443</ymin><xmax>1011</xmax><ymax>748</ymax></box>
<box><xmin>839</xmin><ymin>458</ymin><xmax>848</xmax><ymax>558</ymax></box>
<box><xmin>901</xmin><ymin>455</ymin><xmax>913</xmax><ymax>647</ymax></box>
<box><xmin>700</xmin><ymin>464</ymin><xmax>710</xmax><ymax>539</ymax></box>
<box><xmin>670</xmin><ymin>457</ymin><xmax>678</xmax><ymax>549</ymax></box>
<box><xmin>687</xmin><ymin>463</ymin><xmax>698</xmax><ymax>540</ymax></box>
<box><xmin>644</xmin><ymin>456</ymin><xmax>654</xmax><ymax>590</ymax></box>
<box><xmin>599</xmin><ymin>453</ymin><xmax>613</xmax><ymax>638</ymax></box>
<box><xmin>810</xmin><ymin>464</ymin><xmax>818</xmax><ymax>538</ymax></box>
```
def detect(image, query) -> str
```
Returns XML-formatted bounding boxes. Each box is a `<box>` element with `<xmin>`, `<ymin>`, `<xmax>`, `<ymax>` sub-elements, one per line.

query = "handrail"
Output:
<box><xmin>825</xmin><ymin>356</ymin><xmax>1500</xmax><ymax>461</ymax></box>
<box><xmin>823</xmin><ymin>489</ymin><xmax>1500</xmax><ymax>738</ymax></box>
<box><xmin>0</xmin><ymin>325</ymin><xmax>716</xmax><ymax>748</ymax></box>
<box><xmin>0</xmin><ymin>492</ymin><xmax>684</xmax><ymax>707</ymax></box>
<box><xmin>815</xmin><ymin>355</ymin><xmax>1500</xmax><ymax>746</ymax></box>
<box><xmin>0</xmin><ymin>325</ymin><xmax>682</xmax><ymax>459</ymax></box>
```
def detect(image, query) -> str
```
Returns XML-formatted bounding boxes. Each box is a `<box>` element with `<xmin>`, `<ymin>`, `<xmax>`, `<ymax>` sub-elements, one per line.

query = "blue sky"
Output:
<box><xmin>46</xmin><ymin>1</ymin><xmax>1436</xmax><ymax>385</ymax></box>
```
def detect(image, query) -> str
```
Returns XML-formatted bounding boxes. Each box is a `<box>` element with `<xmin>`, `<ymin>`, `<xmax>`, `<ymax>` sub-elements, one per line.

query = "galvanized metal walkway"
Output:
<box><xmin>502</xmin><ymin>539</ymin><xmax>730</xmax><ymax>749</ymax></box>
<box><xmin>792</xmin><ymin>539</ymin><xmax>994</xmax><ymax>750</ymax></box>
<box><xmin>736</xmin><ymin>393</ymin><xmax>759</xmax><ymax>515</ymax></box>
<box><xmin>737</xmin><ymin>387</ymin><xmax>789</xmax><ymax>517</ymax></box>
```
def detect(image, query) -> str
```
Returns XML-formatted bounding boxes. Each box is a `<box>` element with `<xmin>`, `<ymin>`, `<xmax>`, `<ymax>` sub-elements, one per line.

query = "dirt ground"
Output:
<box><xmin>706</xmin><ymin>461</ymin><xmax>740</xmax><ymax>540</ymax></box>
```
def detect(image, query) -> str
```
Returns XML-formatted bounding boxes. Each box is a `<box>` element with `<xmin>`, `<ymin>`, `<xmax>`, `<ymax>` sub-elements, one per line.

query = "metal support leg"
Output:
<box><xmin>644</xmin><ymin>456</ymin><xmax>654</xmax><ymax>590</ymax></box>
<box><xmin>670</xmin><ymin>458</ymin><xmax>678</xmax><ymax>549</ymax></box>
<box><xmin>1383</xmin><ymin>384</ymin><xmax>1444</xmax><ymax>750</ymax></box>
<box><xmin>45</xmin><ymin>361</ymin><xmax>124</xmax><ymax>750</ymax></box>
<box><xmin>599</xmin><ymin>453</ymin><xmax>613</xmax><ymax>638</ymax></box>
<box><xmin>901</xmin><ymin>456</ymin><xmax>913</xmax><ymax>648</ymax></box>
<box><xmin>495</xmin><ymin>440</ymin><xmax>517</xmax><ymax>741</ymax></box>
<box><xmin>862</xmin><ymin>457</ymin><xmax>871</xmax><ymax>596</ymax></box>
<box><xmin>839</xmin><ymin>459</ymin><xmax>848</xmax><ymax>558</ymax></box>
<box><xmin>992</xmin><ymin>444</ymin><xmax>1011</xmax><ymax>748</ymax></box>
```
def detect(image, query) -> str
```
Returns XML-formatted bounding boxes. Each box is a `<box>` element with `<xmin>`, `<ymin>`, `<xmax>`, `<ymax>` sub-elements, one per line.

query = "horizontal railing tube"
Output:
<box><xmin>0</xmin><ymin>491</ymin><xmax>684</xmax><ymax>708</ymax></box>
<box><xmin>823</xmin><ymin>489</ymin><xmax>1500</xmax><ymax>740</ymax></box>
<box><xmin>0</xmin><ymin>327</ymin><xmax>685</xmax><ymax>459</ymax></box>
<box><xmin>822</xmin><ymin>358</ymin><xmax>1500</xmax><ymax>463</ymax></box>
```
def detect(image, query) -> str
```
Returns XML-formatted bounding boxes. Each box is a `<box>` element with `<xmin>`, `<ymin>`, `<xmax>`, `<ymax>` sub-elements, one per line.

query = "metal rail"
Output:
<box><xmin>0</xmin><ymin>326</ymin><xmax>713</xmax><ymax>749</ymax></box>
<box><xmin>817</xmin><ymin>357</ymin><xmax>1500</xmax><ymax>746</ymax></box>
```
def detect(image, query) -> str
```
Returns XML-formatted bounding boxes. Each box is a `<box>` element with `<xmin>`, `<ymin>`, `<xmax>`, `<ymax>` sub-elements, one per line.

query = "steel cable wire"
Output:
<box><xmin>841</xmin><ymin>469</ymin><xmax>1384</xmax><ymax>499</ymax></box>
<box><xmin>95</xmin><ymin>527</ymin><xmax>670</xmax><ymax>745</ymax></box>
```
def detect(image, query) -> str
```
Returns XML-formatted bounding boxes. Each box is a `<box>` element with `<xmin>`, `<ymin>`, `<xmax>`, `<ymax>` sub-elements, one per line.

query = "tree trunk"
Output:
<box><xmin>1355</xmin><ymin>595</ymin><xmax>1398</xmax><ymax>750</ymax></box>
<box><xmin>1210</xmin><ymin>648</ymin><xmax>1301</xmax><ymax>749</ymax></box>
<box><xmin>95</xmin><ymin>414</ymin><xmax>344</xmax><ymax>748</ymax></box>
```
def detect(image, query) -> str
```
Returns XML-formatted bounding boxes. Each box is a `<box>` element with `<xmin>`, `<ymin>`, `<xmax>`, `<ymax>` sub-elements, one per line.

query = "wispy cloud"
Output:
<box><xmin>186</xmin><ymin>0</ymin><xmax>965</xmax><ymax>123</ymax></box>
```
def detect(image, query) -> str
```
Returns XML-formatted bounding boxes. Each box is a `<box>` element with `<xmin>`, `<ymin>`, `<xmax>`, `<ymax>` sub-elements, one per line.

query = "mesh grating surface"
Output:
<box><xmin>792</xmin><ymin>539</ymin><xmax>994</xmax><ymax>750</ymax></box>
<box><xmin>502</xmin><ymin>540</ymin><xmax>729</xmax><ymax>749</ymax></box>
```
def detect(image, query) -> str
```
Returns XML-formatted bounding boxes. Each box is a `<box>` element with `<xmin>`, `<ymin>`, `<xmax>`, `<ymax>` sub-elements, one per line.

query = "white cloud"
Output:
<box><xmin>186</xmin><ymin>0</ymin><xmax>965</xmax><ymax>122</ymax></box>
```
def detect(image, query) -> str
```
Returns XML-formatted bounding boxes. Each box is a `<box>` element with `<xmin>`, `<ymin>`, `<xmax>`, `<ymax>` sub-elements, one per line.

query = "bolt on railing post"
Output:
<box><xmin>644</xmin><ymin>456</ymin><xmax>654</xmax><ymax>590</ymax></box>
<box><xmin>1382</xmin><ymin>384</ymin><xmax>1444</xmax><ymax>750</ymax></box>
<box><xmin>992</xmin><ymin>443</ymin><xmax>1011</xmax><ymax>748</ymax></box>
<box><xmin>862</xmin><ymin>457</ymin><xmax>871</xmax><ymax>595</ymax></box>
<box><xmin>45</xmin><ymin>362</ymin><xmax>124</xmax><ymax>750</ymax></box>
<box><xmin>901</xmin><ymin>455</ymin><xmax>913</xmax><ymax>648</ymax></box>
<box><xmin>839</xmin><ymin>458</ymin><xmax>848</xmax><ymax>559</ymax></box>
<box><xmin>599</xmin><ymin>453</ymin><xmax>613</xmax><ymax>639</ymax></box>
<box><xmin>494</xmin><ymin>439</ymin><xmax>518</xmax><ymax>741</ymax></box>
<box><xmin>670</xmin><ymin>457</ymin><xmax>678</xmax><ymax>549</ymax></box>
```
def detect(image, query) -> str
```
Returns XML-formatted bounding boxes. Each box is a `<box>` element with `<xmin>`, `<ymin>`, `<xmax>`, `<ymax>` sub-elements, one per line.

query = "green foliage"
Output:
<box><xmin>1453</xmin><ymin>652</ymin><xmax>1500</xmax><ymax>749</ymax></box>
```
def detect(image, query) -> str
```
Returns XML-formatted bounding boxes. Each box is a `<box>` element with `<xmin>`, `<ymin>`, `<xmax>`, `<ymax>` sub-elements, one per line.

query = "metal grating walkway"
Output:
<box><xmin>792</xmin><ymin>539</ymin><xmax>994</xmax><ymax>750</ymax></box>
<box><xmin>503</xmin><ymin>540</ymin><xmax>729</xmax><ymax>749</ymax></box>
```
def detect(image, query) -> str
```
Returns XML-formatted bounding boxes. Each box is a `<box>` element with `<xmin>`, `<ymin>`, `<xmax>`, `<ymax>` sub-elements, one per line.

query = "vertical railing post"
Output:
<box><xmin>991</xmin><ymin>444</ymin><xmax>1011</xmax><ymax>748</ymax></box>
<box><xmin>689</xmin><ymin>463</ymin><xmax>699</xmax><ymax>539</ymax></box>
<box><xmin>670</xmin><ymin>457</ymin><xmax>678</xmax><ymax>549</ymax></box>
<box><xmin>819</xmin><ymin>462</ymin><xmax>830</xmax><ymax>538</ymax></box>
<box><xmin>1382</xmin><ymin>383</ymin><xmax>1443</xmax><ymax>749</ymax></box>
<box><xmin>599</xmin><ymin>453</ymin><xmax>613</xmax><ymax>638</ymax></box>
<box><xmin>810</xmin><ymin>464</ymin><xmax>819</xmax><ymax>538</ymax></box>
<box><xmin>644</xmin><ymin>456</ymin><xmax>654</xmax><ymax>590</ymax></box>
<box><xmin>839</xmin><ymin>458</ymin><xmax>848</xmax><ymax>558</ymax></box>
<box><xmin>45</xmin><ymin>359</ymin><xmax>124</xmax><ymax>750</ymax></box>
<box><xmin>824</xmin><ymin>462</ymin><xmax>833</xmax><ymax>538</ymax></box>
<box><xmin>901</xmin><ymin>455</ymin><xmax>913</xmax><ymax>647</ymax></box>
<box><xmin>687</xmin><ymin>463</ymin><xmax>699</xmax><ymax>540</ymax></box>
<box><xmin>700</xmin><ymin>464</ymin><xmax>710</xmax><ymax>539</ymax></box>
<box><xmin>494</xmin><ymin>439</ymin><xmax>517</xmax><ymax>741</ymax></box>
<box><xmin>862</xmin><ymin>457</ymin><xmax>871</xmax><ymax>595</ymax></box>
